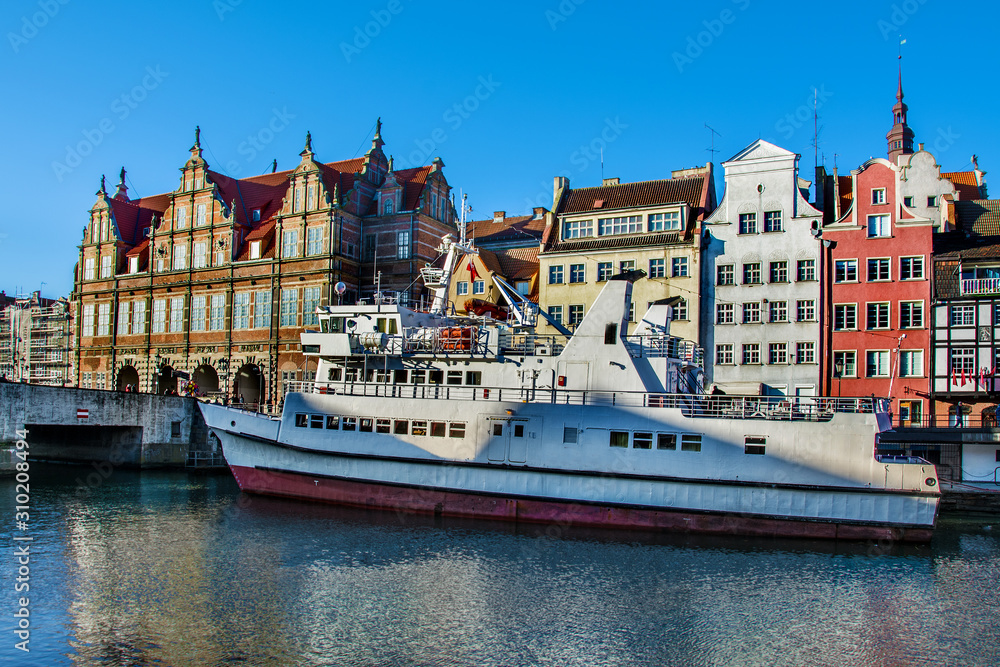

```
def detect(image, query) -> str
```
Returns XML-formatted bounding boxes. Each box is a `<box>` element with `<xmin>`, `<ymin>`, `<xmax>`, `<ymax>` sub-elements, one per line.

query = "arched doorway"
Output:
<box><xmin>116</xmin><ymin>365</ymin><xmax>139</xmax><ymax>391</ymax></box>
<box><xmin>234</xmin><ymin>363</ymin><xmax>263</xmax><ymax>406</ymax></box>
<box><xmin>192</xmin><ymin>364</ymin><xmax>219</xmax><ymax>396</ymax></box>
<box><xmin>156</xmin><ymin>365</ymin><xmax>176</xmax><ymax>395</ymax></box>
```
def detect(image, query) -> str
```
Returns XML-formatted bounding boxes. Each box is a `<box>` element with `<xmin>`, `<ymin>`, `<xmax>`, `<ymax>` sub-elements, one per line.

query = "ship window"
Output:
<box><xmin>394</xmin><ymin>369</ymin><xmax>408</xmax><ymax>383</ymax></box>
<box><xmin>342</xmin><ymin>417</ymin><xmax>357</xmax><ymax>431</ymax></box>
<box><xmin>360</xmin><ymin>417</ymin><xmax>374</xmax><ymax>432</ymax></box>
<box><xmin>328</xmin><ymin>368</ymin><xmax>342</xmax><ymax>381</ymax></box>
<box><xmin>493</xmin><ymin>423</ymin><xmax>503</xmax><ymax>436</ymax></box>
<box><xmin>310</xmin><ymin>415</ymin><xmax>324</xmax><ymax>429</ymax></box>
<box><xmin>745</xmin><ymin>444</ymin><xmax>766</xmax><ymax>455</ymax></box>
<box><xmin>514</xmin><ymin>424</ymin><xmax>525</xmax><ymax>437</ymax></box>
<box><xmin>295</xmin><ymin>413</ymin><xmax>308</xmax><ymax>427</ymax></box>
<box><xmin>394</xmin><ymin>420</ymin><xmax>408</xmax><ymax>435</ymax></box>
<box><xmin>321</xmin><ymin>318</ymin><xmax>330</xmax><ymax>333</ymax></box>
<box><xmin>376</xmin><ymin>419</ymin><xmax>391</xmax><ymax>433</ymax></box>
<box><xmin>633</xmin><ymin>432</ymin><xmax>653</xmax><ymax>449</ymax></box>
<box><xmin>345</xmin><ymin>369</ymin><xmax>358</xmax><ymax>382</ymax></box>
<box><xmin>657</xmin><ymin>433</ymin><xmax>677</xmax><ymax>450</ymax></box>
<box><xmin>563</xmin><ymin>427</ymin><xmax>578</xmax><ymax>444</ymax></box>
<box><xmin>411</xmin><ymin>420</ymin><xmax>427</xmax><ymax>436</ymax></box>
<box><xmin>610</xmin><ymin>431</ymin><xmax>628</xmax><ymax>447</ymax></box>
<box><xmin>466</xmin><ymin>371</ymin><xmax>482</xmax><ymax>385</ymax></box>
<box><xmin>450</xmin><ymin>422</ymin><xmax>466</xmax><ymax>438</ymax></box>
<box><xmin>681</xmin><ymin>434</ymin><xmax>702</xmax><ymax>452</ymax></box>
<box><xmin>447</xmin><ymin>371</ymin><xmax>463</xmax><ymax>385</ymax></box>
<box><xmin>431</xmin><ymin>421</ymin><xmax>446</xmax><ymax>437</ymax></box>
<box><xmin>605</xmin><ymin>323</ymin><xmax>618</xmax><ymax>345</ymax></box>
<box><xmin>326</xmin><ymin>416</ymin><xmax>339</xmax><ymax>429</ymax></box>
<box><xmin>429</xmin><ymin>370</ymin><xmax>444</xmax><ymax>384</ymax></box>
<box><xmin>411</xmin><ymin>370</ymin><xmax>426</xmax><ymax>384</ymax></box>
<box><xmin>330</xmin><ymin>317</ymin><xmax>346</xmax><ymax>333</ymax></box>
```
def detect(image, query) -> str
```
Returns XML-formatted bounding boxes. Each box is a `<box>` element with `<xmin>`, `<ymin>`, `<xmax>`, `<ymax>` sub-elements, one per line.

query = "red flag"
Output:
<box><xmin>961</xmin><ymin>366</ymin><xmax>967</xmax><ymax>386</ymax></box>
<box><xmin>981</xmin><ymin>367</ymin><xmax>987</xmax><ymax>389</ymax></box>
<box><xmin>467</xmin><ymin>256</ymin><xmax>479</xmax><ymax>283</ymax></box>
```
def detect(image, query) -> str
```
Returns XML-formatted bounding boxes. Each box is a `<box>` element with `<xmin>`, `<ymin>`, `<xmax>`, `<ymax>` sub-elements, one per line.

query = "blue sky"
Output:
<box><xmin>1</xmin><ymin>0</ymin><xmax>995</xmax><ymax>298</ymax></box>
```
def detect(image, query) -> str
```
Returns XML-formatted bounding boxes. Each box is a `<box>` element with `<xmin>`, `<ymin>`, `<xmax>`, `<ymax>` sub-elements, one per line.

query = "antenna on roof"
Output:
<box><xmin>812</xmin><ymin>88</ymin><xmax>819</xmax><ymax>169</ymax></box>
<box><xmin>705</xmin><ymin>123</ymin><xmax>721</xmax><ymax>163</ymax></box>
<box><xmin>600</xmin><ymin>147</ymin><xmax>604</xmax><ymax>181</ymax></box>
<box><xmin>271</xmin><ymin>159</ymin><xmax>277</xmax><ymax>173</ymax></box>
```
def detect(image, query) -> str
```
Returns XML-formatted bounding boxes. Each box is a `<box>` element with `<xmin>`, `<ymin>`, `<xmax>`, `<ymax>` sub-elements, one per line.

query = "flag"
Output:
<box><xmin>961</xmin><ymin>366</ymin><xmax>967</xmax><ymax>386</ymax></box>
<box><xmin>981</xmin><ymin>367</ymin><xmax>987</xmax><ymax>390</ymax></box>
<box><xmin>900</xmin><ymin>38</ymin><xmax>907</xmax><ymax>45</ymax></box>
<box><xmin>467</xmin><ymin>256</ymin><xmax>479</xmax><ymax>282</ymax></box>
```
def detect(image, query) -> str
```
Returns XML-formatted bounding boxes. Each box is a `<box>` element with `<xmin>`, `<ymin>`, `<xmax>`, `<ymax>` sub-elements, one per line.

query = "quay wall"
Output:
<box><xmin>0</xmin><ymin>383</ymin><xmax>213</xmax><ymax>470</ymax></box>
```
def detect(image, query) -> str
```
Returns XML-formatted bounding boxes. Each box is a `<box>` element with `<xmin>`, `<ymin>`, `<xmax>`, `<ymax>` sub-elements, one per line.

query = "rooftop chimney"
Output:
<box><xmin>493</xmin><ymin>211</ymin><xmax>506</xmax><ymax>223</ymax></box>
<box><xmin>602</xmin><ymin>177</ymin><xmax>620</xmax><ymax>186</ymax></box>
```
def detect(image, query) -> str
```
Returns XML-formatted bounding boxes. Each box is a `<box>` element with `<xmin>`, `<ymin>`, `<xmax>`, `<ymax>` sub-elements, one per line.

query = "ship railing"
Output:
<box><xmin>284</xmin><ymin>381</ymin><xmax>882</xmax><ymax>420</ymax></box>
<box><xmin>499</xmin><ymin>333</ymin><xmax>565</xmax><ymax>356</ymax></box>
<box><xmin>625</xmin><ymin>335</ymin><xmax>704</xmax><ymax>364</ymax></box>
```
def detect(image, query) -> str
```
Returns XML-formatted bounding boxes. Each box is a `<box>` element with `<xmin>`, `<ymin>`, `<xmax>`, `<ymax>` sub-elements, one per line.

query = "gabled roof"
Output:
<box><xmin>237</xmin><ymin>220</ymin><xmax>276</xmax><ymax>261</ymax></box>
<box><xmin>943</xmin><ymin>171</ymin><xmax>985</xmax><ymax>201</ymax></box>
<box><xmin>561</xmin><ymin>176</ymin><xmax>707</xmax><ymax>215</ymax></box>
<box><xmin>108</xmin><ymin>195</ymin><xmax>168</xmax><ymax>245</ymax></box>
<box><xmin>467</xmin><ymin>214</ymin><xmax>544</xmax><ymax>246</ymax></box>
<box><xmin>496</xmin><ymin>246</ymin><xmax>539</xmax><ymax>281</ymax></box>
<box><xmin>208</xmin><ymin>170</ymin><xmax>288</xmax><ymax>227</ymax></box>
<box><xmin>954</xmin><ymin>200</ymin><xmax>1000</xmax><ymax>237</ymax></box>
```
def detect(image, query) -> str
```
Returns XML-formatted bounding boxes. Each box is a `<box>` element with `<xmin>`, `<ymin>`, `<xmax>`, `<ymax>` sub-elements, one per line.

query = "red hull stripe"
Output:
<box><xmin>229</xmin><ymin>465</ymin><xmax>933</xmax><ymax>543</ymax></box>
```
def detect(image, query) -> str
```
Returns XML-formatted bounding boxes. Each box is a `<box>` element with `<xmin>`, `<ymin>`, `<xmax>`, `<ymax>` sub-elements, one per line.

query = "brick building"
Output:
<box><xmin>0</xmin><ymin>291</ymin><xmax>73</xmax><ymax>385</ymax></box>
<box><xmin>73</xmin><ymin>122</ymin><xmax>457</xmax><ymax>405</ymax></box>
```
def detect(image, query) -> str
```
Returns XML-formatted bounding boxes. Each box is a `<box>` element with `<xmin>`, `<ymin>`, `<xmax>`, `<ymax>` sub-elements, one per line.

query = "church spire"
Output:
<box><xmin>887</xmin><ymin>58</ymin><xmax>914</xmax><ymax>163</ymax></box>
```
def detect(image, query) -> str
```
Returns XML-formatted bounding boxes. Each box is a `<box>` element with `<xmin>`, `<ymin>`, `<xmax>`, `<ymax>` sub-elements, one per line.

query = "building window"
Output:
<box><xmin>951</xmin><ymin>347</ymin><xmax>975</xmax><ymax>376</ymax></box>
<box><xmin>951</xmin><ymin>305</ymin><xmax>975</xmax><ymax>326</ymax></box>
<box><xmin>308</xmin><ymin>185</ymin><xmax>316</xmax><ymax>211</ymax></box>
<box><xmin>548</xmin><ymin>305</ymin><xmax>563</xmax><ymax>324</ymax></box>
<box><xmin>797</xmin><ymin>259</ymin><xmax>816</xmax><ymax>281</ymax></box>
<box><xmin>191</xmin><ymin>295</ymin><xmax>206</xmax><ymax>332</ymax></box>
<box><xmin>166</xmin><ymin>296</ymin><xmax>182</xmax><ymax>332</ymax></box>
<box><xmin>597</xmin><ymin>262</ymin><xmax>613</xmax><ymax>282</ymax></box>
<box><xmin>867</xmin><ymin>214</ymin><xmax>890</xmax><ymax>238</ymax></box>
<box><xmin>598</xmin><ymin>215</ymin><xmax>642</xmax><ymax>236</ymax></box>
<box><xmin>867</xmin><ymin>258</ymin><xmax>890</xmax><ymax>281</ymax></box>
<box><xmin>900</xmin><ymin>350</ymin><xmax>924</xmax><ymax>377</ymax></box>
<box><xmin>383</xmin><ymin>197</ymin><xmax>394</xmax><ymax>215</ymax></box>
<box><xmin>742</xmin><ymin>343</ymin><xmax>760</xmax><ymax>365</ymax></box>
<box><xmin>900</xmin><ymin>301</ymin><xmax>923</xmax><ymax>328</ymax></box>
<box><xmin>796</xmin><ymin>300</ymin><xmax>815</xmax><ymax>322</ymax></box>
<box><xmin>303</xmin><ymin>286</ymin><xmax>321</xmax><ymax>326</ymax></box>
<box><xmin>768</xmin><ymin>342</ymin><xmax>788</xmax><ymax>365</ymax></box>
<box><xmin>738</xmin><ymin>213</ymin><xmax>757</xmax><ymax>234</ymax></box>
<box><xmin>562</xmin><ymin>219</ymin><xmax>593</xmax><ymax>239</ymax></box>
<box><xmin>456</xmin><ymin>281</ymin><xmax>469</xmax><ymax>296</ymax></box>
<box><xmin>196</xmin><ymin>203</ymin><xmax>207</xmax><ymax>226</ymax></box>
<box><xmin>81</xmin><ymin>372</ymin><xmax>91</xmax><ymax>389</ymax></box>
<box><xmin>717</xmin><ymin>265</ymin><xmax>734</xmax><ymax>286</ymax></box>
<box><xmin>900</xmin><ymin>256</ymin><xmax>924</xmax><ymax>280</ymax></box>
<box><xmin>834</xmin><ymin>304</ymin><xmax>857</xmax><ymax>331</ymax></box>
<box><xmin>648</xmin><ymin>212</ymin><xmax>680</xmax><ymax>231</ymax></box>
<box><xmin>294</xmin><ymin>186</ymin><xmax>303</xmax><ymax>212</ymax></box>
<box><xmin>215</xmin><ymin>239</ymin><xmax>227</xmax><ymax>266</ymax></box>
<box><xmin>928</xmin><ymin>196</ymin><xmax>938</xmax><ymax>207</ymax></box>
<box><xmin>254</xmin><ymin>291</ymin><xmax>271</xmax><ymax>329</ymax></box>
<box><xmin>769</xmin><ymin>301</ymin><xmax>787</xmax><ymax>323</ymax></box>
<box><xmin>233</xmin><ymin>293</ymin><xmax>250</xmax><ymax>329</ymax></box>
<box><xmin>674</xmin><ymin>298</ymin><xmax>688</xmax><ymax>321</ymax></box>
<box><xmin>569</xmin><ymin>264</ymin><xmax>585</xmax><ymax>283</ymax></box>
<box><xmin>128</xmin><ymin>256</ymin><xmax>138</xmax><ymax>274</ymax></box>
<box><xmin>117</xmin><ymin>301</ymin><xmax>130</xmax><ymax>335</ymax></box>
<box><xmin>866</xmin><ymin>302</ymin><xmax>890</xmax><ymax>330</ymax></box>
<box><xmin>619</xmin><ymin>260</ymin><xmax>636</xmax><ymax>273</ymax></box>
<box><xmin>742</xmin><ymin>302</ymin><xmax>761</xmax><ymax>324</ymax></box>
<box><xmin>397</xmin><ymin>230</ymin><xmax>410</xmax><ymax>259</ymax></box>
<box><xmin>100</xmin><ymin>255</ymin><xmax>113</xmax><ymax>279</ymax></box>
<box><xmin>716</xmin><ymin>344</ymin><xmax>734</xmax><ymax>365</ymax></box>
<box><xmin>716</xmin><ymin>303</ymin><xmax>734</xmax><ymax>324</ymax></box>
<box><xmin>472</xmin><ymin>280</ymin><xmax>485</xmax><ymax>295</ymax></box>
<box><xmin>152</xmin><ymin>299</ymin><xmax>166</xmax><ymax>333</ymax></box>
<box><xmin>172</xmin><ymin>245</ymin><xmax>187</xmax><ymax>271</ymax></box>
<box><xmin>769</xmin><ymin>261</ymin><xmax>788</xmax><ymax>283</ymax></box>
<box><xmin>742</xmin><ymin>263</ymin><xmax>761</xmax><ymax>284</ymax></box>
<box><xmin>549</xmin><ymin>265</ymin><xmax>564</xmax><ymax>284</ymax></box>
<box><xmin>834</xmin><ymin>259</ymin><xmax>857</xmax><ymax>283</ymax></box>
<box><xmin>282</xmin><ymin>230</ymin><xmax>299</xmax><ymax>258</ymax></box>
<box><xmin>628</xmin><ymin>302</ymin><xmax>636</xmax><ymax>322</ymax></box>
<box><xmin>193</xmin><ymin>242</ymin><xmax>207</xmax><ymax>268</ymax></box>
<box><xmin>176</xmin><ymin>206</ymin><xmax>187</xmax><ymax>229</ymax></box>
<box><xmin>568</xmin><ymin>305</ymin><xmax>584</xmax><ymax>326</ymax></box>
<box><xmin>84</xmin><ymin>257</ymin><xmax>95</xmax><ymax>281</ymax></box>
<box><xmin>796</xmin><ymin>342</ymin><xmax>815</xmax><ymax>364</ymax></box>
<box><xmin>904</xmin><ymin>196</ymin><xmax>913</xmax><ymax>207</ymax></box>
<box><xmin>96</xmin><ymin>303</ymin><xmax>110</xmax><ymax>336</ymax></box>
<box><xmin>132</xmin><ymin>301</ymin><xmax>146</xmax><ymax>335</ymax></box>
<box><xmin>209</xmin><ymin>294</ymin><xmax>224</xmax><ymax>330</ymax></box>
<box><xmin>834</xmin><ymin>351</ymin><xmax>857</xmax><ymax>377</ymax></box>
<box><xmin>672</xmin><ymin>257</ymin><xmax>689</xmax><ymax>277</ymax></box>
<box><xmin>866</xmin><ymin>350</ymin><xmax>890</xmax><ymax>377</ymax></box>
<box><xmin>306</xmin><ymin>227</ymin><xmax>323</xmax><ymax>256</ymax></box>
<box><xmin>649</xmin><ymin>258</ymin><xmax>665</xmax><ymax>278</ymax></box>
<box><xmin>871</xmin><ymin>188</ymin><xmax>886</xmax><ymax>205</ymax></box>
<box><xmin>764</xmin><ymin>211</ymin><xmax>782</xmax><ymax>232</ymax></box>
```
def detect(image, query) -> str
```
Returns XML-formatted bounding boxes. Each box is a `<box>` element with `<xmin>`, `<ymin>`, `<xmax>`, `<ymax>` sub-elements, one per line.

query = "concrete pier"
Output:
<box><xmin>0</xmin><ymin>382</ymin><xmax>219</xmax><ymax>470</ymax></box>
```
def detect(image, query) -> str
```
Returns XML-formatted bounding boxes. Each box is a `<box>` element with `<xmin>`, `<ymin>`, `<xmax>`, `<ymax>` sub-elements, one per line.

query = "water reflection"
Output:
<box><xmin>2</xmin><ymin>465</ymin><xmax>999</xmax><ymax>667</ymax></box>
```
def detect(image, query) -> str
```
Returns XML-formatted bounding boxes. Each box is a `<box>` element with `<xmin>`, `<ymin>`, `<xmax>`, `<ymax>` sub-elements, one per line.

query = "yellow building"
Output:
<box><xmin>538</xmin><ymin>168</ymin><xmax>716</xmax><ymax>342</ymax></box>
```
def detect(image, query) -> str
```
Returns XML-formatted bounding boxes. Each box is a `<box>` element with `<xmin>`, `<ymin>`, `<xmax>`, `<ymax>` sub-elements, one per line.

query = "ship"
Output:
<box><xmin>199</xmin><ymin>235</ymin><xmax>940</xmax><ymax>541</ymax></box>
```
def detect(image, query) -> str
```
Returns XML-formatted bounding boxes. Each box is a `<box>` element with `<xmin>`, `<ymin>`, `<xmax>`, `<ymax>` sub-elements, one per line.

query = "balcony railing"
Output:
<box><xmin>961</xmin><ymin>278</ymin><xmax>1000</xmax><ymax>295</ymax></box>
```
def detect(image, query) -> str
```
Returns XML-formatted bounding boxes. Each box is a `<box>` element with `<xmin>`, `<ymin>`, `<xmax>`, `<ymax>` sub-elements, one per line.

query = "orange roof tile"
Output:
<box><xmin>943</xmin><ymin>171</ymin><xmax>983</xmax><ymax>200</ymax></box>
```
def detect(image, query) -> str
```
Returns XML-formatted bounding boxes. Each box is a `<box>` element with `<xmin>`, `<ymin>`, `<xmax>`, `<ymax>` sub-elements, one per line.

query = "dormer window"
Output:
<box><xmin>252</xmin><ymin>209</ymin><xmax>261</xmax><ymax>222</ymax></box>
<box><xmin>250</xmin><ymin>241</ymin><xmax>261</xmax><ymax>260</ymax></box>
<box><xmin>129</xmin><ymin>256</ymin><xmax>138</xmax><ymax>274</ymax></box>
<box><xmin>383</xmin><ymin>197</ymin><xmax>394</xmax><ymax>215</ymax></box>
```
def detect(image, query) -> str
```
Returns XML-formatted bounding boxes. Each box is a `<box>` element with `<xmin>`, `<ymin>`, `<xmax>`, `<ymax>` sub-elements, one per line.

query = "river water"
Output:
<box><xmin>2</xmin><ymin>464</ymin><xmax>999</xmax><ymax>667</ymax></box>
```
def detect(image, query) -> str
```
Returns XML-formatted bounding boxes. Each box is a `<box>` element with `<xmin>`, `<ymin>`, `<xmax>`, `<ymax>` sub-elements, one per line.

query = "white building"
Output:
<box><xmin>700</xmin><ymin>140</ymin><xmax>823</xmax><ymax>396</ymax></box>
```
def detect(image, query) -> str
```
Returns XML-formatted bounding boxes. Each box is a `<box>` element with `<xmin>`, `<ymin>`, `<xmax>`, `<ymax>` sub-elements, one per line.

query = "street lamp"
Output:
<box><xmin>834</xmin><ymin>359</ymin><xmax>844</xmax><ymax>398</ymax></box>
